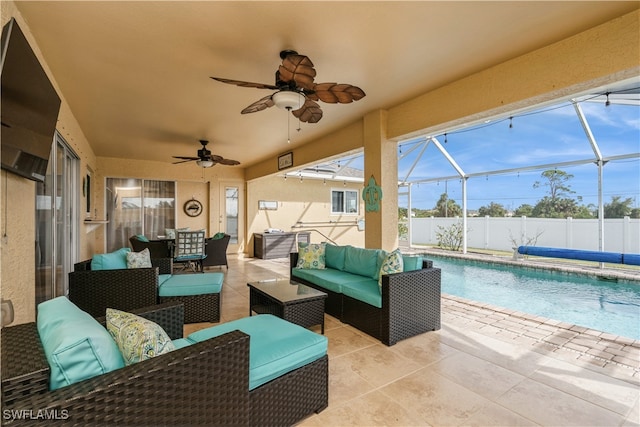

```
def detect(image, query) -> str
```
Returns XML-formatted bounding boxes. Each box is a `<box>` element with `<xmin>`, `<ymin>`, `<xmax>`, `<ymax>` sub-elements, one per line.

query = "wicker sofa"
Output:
<box><xmin>69</xmin><ymin>257</ymin><xmax>221</xmax><ymax>323</ymax></box>
<box><xmin>1</xmin><ymin>301</ymin><xmax>328</xmax><ymax>426</ymax></box>
<box><xmin>290</xmin><ymin>246</ymin><xmax>441</xmax><ymax>346</ymax></box>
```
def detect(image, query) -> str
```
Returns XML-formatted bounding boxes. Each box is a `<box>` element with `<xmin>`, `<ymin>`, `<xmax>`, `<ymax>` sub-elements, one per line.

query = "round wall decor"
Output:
<box><xmin>183</xmin><ymin>199</ymin><xmax>203</xmax><ymax>217</ymax></box>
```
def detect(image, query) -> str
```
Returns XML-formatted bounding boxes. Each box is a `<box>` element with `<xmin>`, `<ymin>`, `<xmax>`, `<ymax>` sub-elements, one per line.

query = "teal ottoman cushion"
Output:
<box><xmin>37</xmin><ymin>297</ymin><xmax>125</xmax><ymax>390</ymax></box>
<box><xmin>158</xmin><ymin>273</ymin><xmax>223</xmax><ymax>297</ymax></box>
<box><xmin>187</xmin><ymin>314</ymin><xmax>327</xmax><ymax>390</ymax></box>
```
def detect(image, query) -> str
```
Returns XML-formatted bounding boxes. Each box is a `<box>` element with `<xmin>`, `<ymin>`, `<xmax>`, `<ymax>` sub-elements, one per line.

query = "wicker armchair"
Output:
<box><xmin>1</xmin><ymin>302</ymin><xmax>328</xmax><ymax>426</ymax></box>
<box><xmin>290</xmin><ymin>252</ymin><xmax>441</xmax><ymax>346</ymax></box>
<box><xmin>68</xmin><ymin>258</ymin><xmax>173</xmax><ymax>318</ymax></box>
<box><xmin>203</xmin><ymin>233</ymin><xmax>231</xmax><ymax>269</ymax></box>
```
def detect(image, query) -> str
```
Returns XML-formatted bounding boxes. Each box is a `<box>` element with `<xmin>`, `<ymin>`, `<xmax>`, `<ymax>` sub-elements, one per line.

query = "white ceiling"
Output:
<box><xmin>15</xmin><ymin>1</ymin><xmax>639</xmax><ymax>169</ymax></box>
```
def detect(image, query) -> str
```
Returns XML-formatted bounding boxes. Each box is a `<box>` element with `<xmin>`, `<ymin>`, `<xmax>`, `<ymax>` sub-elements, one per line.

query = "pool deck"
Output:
<box><xmin>418</xmin><ymin>248</ymin><xmax>640</xmax><ymax>383</ymax></box>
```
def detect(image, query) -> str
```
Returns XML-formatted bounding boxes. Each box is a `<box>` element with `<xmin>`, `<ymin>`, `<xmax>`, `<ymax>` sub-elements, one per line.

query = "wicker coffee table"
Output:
<box><xmin>247</xmin><ymin>279</ymin><xmax>327</xmax><ymax>333</ymax></box>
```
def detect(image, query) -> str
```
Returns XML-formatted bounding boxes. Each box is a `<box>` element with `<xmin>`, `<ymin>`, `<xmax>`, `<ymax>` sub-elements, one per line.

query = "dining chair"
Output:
<box><xmin>173</xmin><ymin>230</ymin><xmax>207</xmax><ymax>272</ymax></box>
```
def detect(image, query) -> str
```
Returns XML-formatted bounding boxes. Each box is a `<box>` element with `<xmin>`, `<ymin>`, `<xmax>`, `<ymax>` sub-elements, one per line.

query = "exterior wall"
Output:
<box><xmin>411</xmin><ymin>216</ymin><xmax>640</xmax><ymax>254</ymax></box>
<box><xmin>247</xmin><ymin>175</ymin><xmax>365</xmax><ymax>256</ymax></box>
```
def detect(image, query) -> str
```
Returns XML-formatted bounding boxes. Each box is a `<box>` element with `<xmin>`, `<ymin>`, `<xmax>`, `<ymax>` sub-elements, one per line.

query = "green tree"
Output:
<box><xmin>477</xmin><ymin>202</ymin><xmax>507</xmax><ymax>217</ymax></box>
<box><xmin>514</xmin><ymin>204</ymin><xmax>533</xmax><ymax>217</ymax></box>
<box><xmin>434</xmin><ymin>193</ymin><xmax>461</xmax><ymax>217</ymax></box>
<box><xmin>533</xmin><ymin>169</ymin><xmax>575</xmax><ymax>200</ymax></box>
<box><xmin>532</xmin><ymin>196</ymin><xmax>590</xmax><ymax>218</ymax></box>
<box><xmin>604</xmin><ymin>196</ymin><xmax>634</xmax><ymax>218</ymax></box>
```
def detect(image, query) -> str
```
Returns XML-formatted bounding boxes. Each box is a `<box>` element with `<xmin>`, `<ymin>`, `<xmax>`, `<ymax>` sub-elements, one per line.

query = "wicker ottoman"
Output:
<box><xmin>158</xmin><ymin>273</ymin><xmax>223</xmax><ymax>323</ymax></box>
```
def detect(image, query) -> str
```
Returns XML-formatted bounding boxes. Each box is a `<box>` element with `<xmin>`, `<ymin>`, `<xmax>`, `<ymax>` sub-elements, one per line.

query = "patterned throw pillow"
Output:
<box><xmin>106</xmin><ymin>308</ymin><xmax>176</xmax><ymax>366</ymax></box>
<box><xmin>126</xmin><ymin>248</ymin><xmax>152</xmax><ymax>268</ymax></box>
<box><xmin>296</xmin><ymin>242</ymin><xmax>326</xmax><ymax>269</ymax></box>
<box><xmin>378</xmin><ymin>248</ymin><xmax>404</xmax><ymax>289</ymax></box>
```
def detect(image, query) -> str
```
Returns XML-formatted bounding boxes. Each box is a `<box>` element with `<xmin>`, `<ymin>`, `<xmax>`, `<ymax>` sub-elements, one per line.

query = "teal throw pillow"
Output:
<box><xmin>106</xmin><ymin>308</ymin><xmax>175</xmax><ymax>366</ymax></box>
<box><xmin>37</xmin><ymin>297</ymin><xmax>125</xmax><ymax>390</ymax></box>
<box><xmin>212</xmin><ymin>232</ymin><xmax>226</xmax><ymax>240</ymax></box>
<box><xmin>126</xmin><ymin>248</ymin><xmax>152</xmax><ymax>268</ymax></box>
<box><xmin>91</xmin><ymin>247</ymin><xmax>131</xmax><ymax>270</ymax></box>
<box><xmin>135</xmin><ymin>234</ymin><xmax>149</xmax><ymax>242</ymax></box>
<box><xmin>296</xmin><ymin>242</ymin><xmax>326</xmax><ymax>269</ymax></box>
<box><xmin>379</xmin><ymin>249</ymin><xmax>404</xmax><ymax>288</ymax></box>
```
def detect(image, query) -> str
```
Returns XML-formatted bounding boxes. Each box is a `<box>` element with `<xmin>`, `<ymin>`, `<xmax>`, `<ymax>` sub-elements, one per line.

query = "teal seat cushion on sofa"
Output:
<box><xmin>187</xmin><ymin>314</ymin><xmax>327</xmax><ymax>390</ymax></box>
<box><xmin>292</xmin><ymin>268</ymin><xmax>371</xmax><ymax>294</ymax></box>
<box><xmin>37</xmin><ymin>297</ymin><xmax>125</xmax><ymax>390</ymax></box>
<box><xmin>158</xmin><ymin>273</ymin><xmax>224</xmax><ymax>297</ymax></box>
<box><xmin>341</xmin><ymin>279</ymin><xmax>383</xmax><ymax>308</ymax></box>
<box><xmin>171</xmin><ymin>338</ymin><xmax>193</xmax><ymax>350</ymax></box>
<box><xmin>91</xmin><ymin>247</ymin><xmax>131</xmax><ymax>270</ymax></box>
<box><xmin>324</xmin><ymin>244</ymin><xmax>346</xmax><ymax>270</ymax></box>
<box><xmin>344</xmin><ymin>246</ymin><xmax>382</xmax><ymax>280</ymax></box>
<box><xmin>158</xmin><ymin>274</ymin><xmax>173</xmax><ymax>286</ymax></box>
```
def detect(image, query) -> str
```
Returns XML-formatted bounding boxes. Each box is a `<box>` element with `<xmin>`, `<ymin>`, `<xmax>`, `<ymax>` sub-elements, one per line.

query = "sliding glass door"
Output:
<box><xmin>106</xmin><ymin>178</ymin><xmax>175</xmax><ymax>252</ymax></box>
<box><xmin>35</xmin><ymin>132</ymin><xmax>79</xmax><ymax>304</ymax></box>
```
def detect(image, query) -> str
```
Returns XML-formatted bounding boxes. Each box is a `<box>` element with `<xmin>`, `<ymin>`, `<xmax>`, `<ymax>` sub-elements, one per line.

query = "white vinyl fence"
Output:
<box><xmin>410</xmin><ymin>216</ymin><xmax>639</xmax><ymax>254</ymax></box>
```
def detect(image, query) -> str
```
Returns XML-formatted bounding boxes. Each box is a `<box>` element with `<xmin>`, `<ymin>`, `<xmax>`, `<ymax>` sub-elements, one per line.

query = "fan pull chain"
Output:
<box><xmin>287</xmin><ymin>108</ymin><xmax>291</xmax><ymax>144</ymax></box>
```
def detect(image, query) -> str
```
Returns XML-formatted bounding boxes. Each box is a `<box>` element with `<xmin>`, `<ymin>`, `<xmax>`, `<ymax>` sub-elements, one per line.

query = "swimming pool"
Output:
<box><xmin>431</xmin><ymin>256</ymin><xmax>640</xmax><ymax>340</ymax></box>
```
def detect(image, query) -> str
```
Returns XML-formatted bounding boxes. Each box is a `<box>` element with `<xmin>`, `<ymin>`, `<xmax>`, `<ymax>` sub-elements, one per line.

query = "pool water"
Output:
<box><xmin>431</xmin><ymin>256</ymin><xmax>640</xmax><ymax>340</ymax></box>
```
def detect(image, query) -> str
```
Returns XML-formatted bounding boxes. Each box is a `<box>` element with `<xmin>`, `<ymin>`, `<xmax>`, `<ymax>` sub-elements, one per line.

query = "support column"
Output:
<box><xmin>363</xmin><ymin>110</ymin><xmax>398</xmax><ymax>251</ymax></box>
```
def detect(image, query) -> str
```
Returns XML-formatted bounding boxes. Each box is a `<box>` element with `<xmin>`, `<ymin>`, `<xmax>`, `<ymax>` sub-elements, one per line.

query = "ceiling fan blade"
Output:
<box><xmin>218</xmin><ymin>158</ymin><xmax>241</xmax><ymax>166</ymax></box>
<box><xmin>311</xmin><ymin>82</ymin><xmax>366</xmax><ymax>104</ymax></box>
<box><xmin>292</xmin><ymin>99</ymin><xmax>323</xmax><ymax>123</ymax></box>
<box><xmin>172</xmin><ymin>158</ymin><xmax>197</xmax><ymax>164</ymax></box>
<box><xmin>241</xmin><ymin>95</ymin><xmax>275</xmax><ymax>114</ymax></box>
<box><xmin>279</xmin><ymin>54</ymin><xmax>316</xmax><ymax>90</ymax></box>
<box><xmin>210</xmin><ymin>77</ymin><xmax>278</xmax><ymax>90</ymax></box>
<box><xmin>172</xmin><ymin>156</ymin><xmax>199</xmax><ymax>161</ymax></box>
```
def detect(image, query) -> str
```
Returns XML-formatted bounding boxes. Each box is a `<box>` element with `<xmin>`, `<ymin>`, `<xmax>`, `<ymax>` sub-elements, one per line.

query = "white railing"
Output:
<box><xmin>410</xmin><ymin>216</ymin><xmax>639</xmax><ymax>253</ymax></box>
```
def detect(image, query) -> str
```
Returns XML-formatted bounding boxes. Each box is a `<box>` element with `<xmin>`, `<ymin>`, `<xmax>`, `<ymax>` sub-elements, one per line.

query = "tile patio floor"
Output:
<box><xmin>188</xmin><ymin>253</ymin><xmax>640</xmax><ymax>427</ymax></box>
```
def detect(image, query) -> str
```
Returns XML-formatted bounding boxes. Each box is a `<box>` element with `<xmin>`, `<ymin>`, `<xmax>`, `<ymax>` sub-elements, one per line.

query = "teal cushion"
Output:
<box><xmin>158</xmin><ymin>274</ymin><xmax>172</xmax><ymax>286</ymax></box>
<box><xmin>91</xmin><ymin>247</ymin><xmax>131</xmax><ymax>270</ymax></box>
<box><xmin>341</xmin><ymin>279</ymin><xmax>382</xmax><ymax>308</ymax></box>
<box><xmin>187</xmin><ymin>314</ymin><xmax>327</xmax><ymax>390</ymax></box>
<box><xmin>293</xmin><ymin>268</ymin><xmax>372</xmax><ymax>294</ymax></box>
<box><xmin>324</xmin><ymin>244</ymin><xmax>346</xmax><ymax>271</ymax></box>
<box><xmin>212</xmin><ymin>232</ymin><xmax>226</xmax><ymax>240</ymax></box>
<box><xmin>344</xmin><ymin>246</ymin><xmax>382</xmax><ymax>279</ymax></box>
<box><xmin>37</xmin><ymin>297</ymin><xmax>125</xmax><ymax>390</ymax></box>
<box><xmin>171</xmin><ymin>338</ymin><xmax>193</xmax><ymax>350</ymax></box>
<box><xmin>158</xmin><ymin>273</ymin><xmax>224</xmax><ymax>297</ymax></box>
<box><xmin>402</xmin><ymin>255</ymin><xmax>424</xmax><ymax>272</ymax></box>
<box><xmin>135</xmin><ymin>234</ymin><xmax>149</xmax><ymax>242</ymax></box>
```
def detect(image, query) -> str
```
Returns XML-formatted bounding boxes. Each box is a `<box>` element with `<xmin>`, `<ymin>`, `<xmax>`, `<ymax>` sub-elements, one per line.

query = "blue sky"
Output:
<box><xmin>396</xmin><ymin>99</ymin><xmax>640</xmax><ymax>211</ymax></box>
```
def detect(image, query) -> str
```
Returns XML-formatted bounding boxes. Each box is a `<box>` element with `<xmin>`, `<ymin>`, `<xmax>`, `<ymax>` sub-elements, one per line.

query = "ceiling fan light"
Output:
<box><xmin>196</xmin><ymin>159</ymin><xmax>214</xmax><ymax>168</ymax></box>
<box><xmin>272</xmin><ymin>91</ymin><xmax>305</xmax><ymax>110</ymax></box>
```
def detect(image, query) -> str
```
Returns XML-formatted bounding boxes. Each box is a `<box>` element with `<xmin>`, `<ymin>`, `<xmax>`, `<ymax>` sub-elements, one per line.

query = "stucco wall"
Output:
<box><xmin>247</xmin><ymin>175</ymin><xmax>365</xmax><ymax>256</ymax></box>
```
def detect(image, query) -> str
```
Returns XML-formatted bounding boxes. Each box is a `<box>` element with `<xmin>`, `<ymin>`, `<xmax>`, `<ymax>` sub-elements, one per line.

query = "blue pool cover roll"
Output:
<box><xmin>517</xmin><ymin>246</ymin><xmax>640</xmax><ymax>265</ymax></box>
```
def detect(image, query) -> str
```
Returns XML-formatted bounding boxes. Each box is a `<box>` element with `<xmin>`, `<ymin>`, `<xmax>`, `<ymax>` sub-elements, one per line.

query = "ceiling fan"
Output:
<box><xmin>211</xmin><ymin>50</ymin><xmax>366</xmax><ymax>124</ymax></box>
<box><xmin>172</xmin><ymin>140</ymin><xmax>240</xmax><ymax>168</ymax></box>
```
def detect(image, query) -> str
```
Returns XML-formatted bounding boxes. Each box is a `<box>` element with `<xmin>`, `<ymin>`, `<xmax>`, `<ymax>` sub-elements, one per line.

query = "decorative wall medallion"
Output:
<box><xmin>184</xmin><ymin>199</ymin><xmax>203</xmax><ymax>217</ymax></box>
<box><xmin>362</xmin><ymin>175</ymin><xmax>383</xmax><ymax>212</ymax></box>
